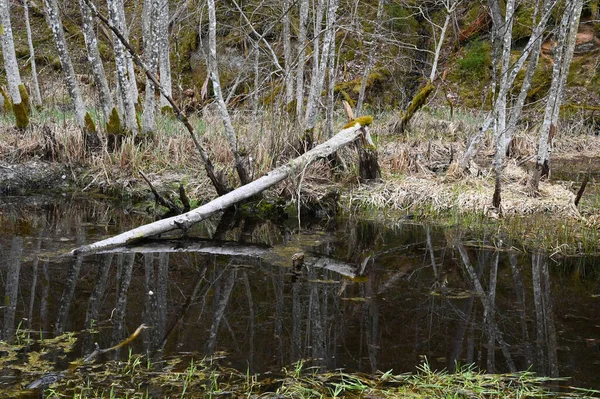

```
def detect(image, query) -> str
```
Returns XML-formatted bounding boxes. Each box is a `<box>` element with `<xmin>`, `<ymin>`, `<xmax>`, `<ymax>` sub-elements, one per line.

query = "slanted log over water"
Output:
<box><xmin>72</xmin><ymin>121</ymin><xmax>373</xmax><ymax>255</ymax></box>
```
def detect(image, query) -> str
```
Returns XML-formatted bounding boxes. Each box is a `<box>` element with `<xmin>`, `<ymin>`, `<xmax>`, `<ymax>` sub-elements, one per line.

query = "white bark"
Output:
<box><xmin>459</xmin><ymin>0</ymin><xmax>557</xmax><ymax>169</ymax></box>
<box><xmin>356</xmin><ymin>0</ymin><xmax>384</xmax><ymax>115</ymax></box>
<box><xmin>44</xmin><ymin>0</ymin><xmax>87</xmax><ymax>128</ymax></box>
<box><xmin>158</xmin><ymin>0</ymin><xmax>172</xmax><ymax>109</ymax></box>
<box><xmin>0</xmin><ymin>0</ymin><xmax>23</xmax><ymax>104</ymax></box>
<box><xmin>207</xmin><ymin>0</ymin><xmax>251</xmax><ymax>185</ymax></box>
<box><xmin>115</xmin><ymin>0</ymin><xmax>138</xmax><ymax>103</ymax></box>
<box><xmin>296</xmin><ymin>0</ymin><xmax>309</xmax><ymax>120</ymax></box>
<box><xmin>72</xmin><ymin>121</ymin><xmax>369</xmax><ymax>255</ymax></box>
<box><xmin>283</xmin><ymin>0</ymin><xmax>294</xmax><ymax>104</ymax></box>
<box><xmin>23</xmin><ymin>0</ymin><xmax>42</xmax><ymax>107</ymax></box>
<box><xmin>79</xmin><ymin>0</ymin><xmax>114</xmax><ymax>121</ymax></box>
<box><xmin>108</xmin><ymin>0</ymin><xmax>138</xmax><ymax>134</ymax></box>
<box><xmin>305</xmin><ymin>0</ymin><xmax>338</xmax><ymax>132</ymax></box>
<box><xmin>535</xmin><ymin>0</ymin><xmax>583</xmax><ymax>167</ymax></box>
<box><xmin>142</xmin><ymin>0</ymin><xmax>159</xmax><ymax>134</ymax></box>
<box><xmin>429</xmin><ymin>8</ymin><xmax>451</xmax><ymax>82</ymax></box>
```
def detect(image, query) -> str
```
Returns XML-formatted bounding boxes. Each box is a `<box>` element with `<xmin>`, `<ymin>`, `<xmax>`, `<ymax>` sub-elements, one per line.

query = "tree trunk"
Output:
<box><xmin>72</xmin><ymin>119</ymin><xmax>374</xmax><ymax>255</ymax></box>
<box><xmin>83</xmin><ymin>0</ymin><xmax>230</xmax><ymax>195</ymax></box>
<box><xmin>356</xmin><ymin>0</ymin><xmax>384</xmax><ymax>116</ymax></box>
<box><xmin>207</xmin><ymin>0</ymin><xmax>252</xmax><ymax>186</ymax></box>
<box><xmin>108</xmin><ymin>0</ymin><xmax>138</xmax><ymax>135</ymax></box>
<box><xmin>491</xmin><ymin>0</ymin><xmax>515</xmax><ymax>209</ymax></box>
<box><xmin>295</xmin><ymin>0</ymin><xmax>309</xmax><ymax>120</ymax></box>
<box><xmin>23</xmin><ymin>0</ymin><xmax>42</xmax><ymax>107</ymax></box>
<box><xmin>44</xmin><ymin>0</ymin><xmax>87</xmax><ymax>129</ymax></box>
<box><xmin>79</xmin><ymin>0</ymin><xmax>114</xmax><ymax>122</ymax></box>
<box><xmin>283</xmin><ymin>0</ymin><xmax>294</xmax><ymax>105</ymax></box>
<box><xmin>0</xmin><ymin>0</ymin><xmax>28</xmax><ymax>128</ymax></box>
<box><xmin>528</xmin><ymin>0</ymin><xmax>583</xmax><ymax>193</ymax></box>
<box><xmin>459</xmin><ymin>0</ymin><xmax>556</xmax><ymax>170</ymax></box>
<box><xmin>142</xmin><ymin>0</ymin><xmax>159</xmax><ymax>135</ymax></box>
<box><xmin>158</xmin><ymin>0</ymin><xmax>172</xmax><ymax>110</ymax></box>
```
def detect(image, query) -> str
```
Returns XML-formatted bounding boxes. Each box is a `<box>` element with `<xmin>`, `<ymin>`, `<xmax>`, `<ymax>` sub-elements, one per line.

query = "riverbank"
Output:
<box><xmin>1</xmin><ymin>108</ymin><xmax>600</xmax><ymax>254</ymax></box>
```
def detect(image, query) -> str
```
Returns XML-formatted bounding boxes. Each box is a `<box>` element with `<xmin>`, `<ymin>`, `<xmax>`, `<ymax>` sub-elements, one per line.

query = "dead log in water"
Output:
<box><xmin>72</xmin><ymin>121</ymin><xmax>374</xmax><ymax>255</ymax></box>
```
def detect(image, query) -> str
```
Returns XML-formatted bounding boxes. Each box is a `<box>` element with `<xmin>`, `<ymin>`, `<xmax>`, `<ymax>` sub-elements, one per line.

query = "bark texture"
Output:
<box><xmin>79</xmin><ymin>0</ymin><xmax>114</xmax><ymax>121</ymax></box>
<box><xmin>142</xmin><ymin>0</ymin><xmax>159</xmax><ymax>134</ymax></box>
<box><xmin>44</xmin><ymin>0</ymin><xmax>86</xmax><ymax>129</ymax></box>
<box><xmin>0</xmin><ymin>0</ymin><xmax>28</xmax><ymax>128</ymax></box>
<box><xmin>23</xmin><ymin>0</ymin><xmax>42</xmax><ymax>107</ymax></box>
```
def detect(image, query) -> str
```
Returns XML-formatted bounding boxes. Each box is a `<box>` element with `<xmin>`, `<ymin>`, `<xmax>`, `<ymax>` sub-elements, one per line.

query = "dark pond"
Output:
<box><xmin>1</xmin><ymin>196</ymin><xmax>599</xmax><ymax>391</ymax></box>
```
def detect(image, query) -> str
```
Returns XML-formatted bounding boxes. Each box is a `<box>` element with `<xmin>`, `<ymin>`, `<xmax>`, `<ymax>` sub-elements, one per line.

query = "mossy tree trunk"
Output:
<box><xmin>79</xmin><ymin>0</ymin><xmax>114</xmax><ymax>122</ymax></box>
<box><xmin>394</xmin><ymin>80</ymin><xmax>434</xmax><ymax>135</ymax></box>
<box><xmin>207</xmin><ymin>0</ymin><xmax>252</xmax><ymax>186</ymax></box>
<box><xmin>356</xmin><ymin>0</ymin><xmax>384</xmax><ymax>116</ymax></box>
<box><xmin>44</xmin><ymin>0</ymin><xmax>87</xmax><ymax>128</ymax></box>
<box><xmin>108</xmin><ymin>0</ymin><xmax>138</xmax><ymax>135</ymax></box>
<box><xmin>528</xmin><ymin>0</ymin><xmax>583</xmax><ymax>194</ymax></box>
<box><xmin>23</xmin><ymin>0</ymin><xmax>42</xmax><ymax>108</ymax></box>
<box><xmin>0</xmin><ymin>0</ymin><xmax>28</xmax><ymax>128</ymax></box>
<box><xmin>82</xmin><ymin>0</ymin><xmax>230</xmax><ymax>196</ymax></box>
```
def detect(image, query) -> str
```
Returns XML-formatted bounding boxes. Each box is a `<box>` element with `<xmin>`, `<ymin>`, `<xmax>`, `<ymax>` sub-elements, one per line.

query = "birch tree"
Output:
<box><xmin>44</xmin><ymin>0</ymin><xmax>87</xmax><ymax>129</ymax></box>
<box><xmin>304</xmin><ymin>0</ymin><xmax>338</xmax><ymax>146</ymax></box>
<box><xmin>23</xmin><ymin>0</ymin><xmax>42</xmax><ymax>107</ymax></box>
<box><xmin>142</xmin><ymin>0</ymin><xmax>159</xmax><ymax>134</ymax></box>
<box><xmin>79</xmin><ymin>0</ymin><xmax>114</xmax><ymax>122</ymax></box>
<box><xmin>458</xmin><ymin>0</ymin><xmax>556</xmax><ymax>170</ymax></box>
<box><xmin>108</xmin><ymin>0</ymin><xmax>138</xmax><ymax>135</ymax></box>
<box><xmin>0</xmin><ymin>0</ymin><xmax>29</xmax><ymax>128</ymax></box>
<box><xmin>283</xmin><ymin>0</ymin><xmax>294</xmax><ymax>106</ymax></box>
<box><xmin>158</xmin><ymin>0</ymin><xmax>172</xmax><ymax>110</ymax></box>
<box><xmin>207</xmin><ymin>0</ymin><xmax>252</xmax><ymax>185</ymax></box>
<box><xmin>296</xmin><ymin>0</ymin><xmax>309</xmax><ymax>120</ymax></box>
<box><xmin>528</xmin><ymin>0</ymin><xmax>584</xmax><ymax>193</ymax></box>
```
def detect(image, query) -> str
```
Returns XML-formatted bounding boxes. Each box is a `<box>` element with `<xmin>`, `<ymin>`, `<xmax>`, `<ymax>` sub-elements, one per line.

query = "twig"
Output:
<box><xmin>139</xmin><ymin>169</ymin><xmax>182</xmax><ymax>215</ymax></box>
<box><xmin>81</xmin><ymin>0</ymin><xmax>230</xmax><ymax>196</ymax></box>
<box><xmin>83</xmin><ymin>324</ymin><xmax>149</xmax><ymax>363</ymax></box>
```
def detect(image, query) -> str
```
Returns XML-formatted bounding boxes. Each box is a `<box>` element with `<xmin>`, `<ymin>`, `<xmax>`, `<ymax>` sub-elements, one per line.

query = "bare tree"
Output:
<box><xmin>23</xmin><ymin>0</ymin><xmax>42</xmax><ymax>107</ymax></box>
<box><xmin>295</xmin><ymin>0</ymin><xmax>309</xmax><ymax>120</ymax></box>
<box><xmin>528</xmin><ymin>0</ymin><xmax>584</xmax><ymax>193</ymax></box>
<box><xmin>158</xmin><ymin>0</ymin><xmax>172</xmax><ymax>110</ymax></box>
<box><xmin>304</xmin><ymin>0</ymin><xmax>338</xmax><ymax>146</ymax></box>
<box><xmin>282</xmin><ymin>0</ymin><xmax>294</xmax><ymax>105</ymax></box>
<box><xmin>0</xmin><ymin>0</ymin><xmax>28</xmax><ymax>128</ymax></box>
<box><xmin>44</xmin><ymin>0</ymin><xmax>87</xmax><ymax>129</ymax></box>
<box><xmin>206</xmin><ymin>0</ymin><xmax>252</xmax><ymax>185</ymax></box>
<box><xmin>108</xmin><ymin>0</ymin><xmax>138</xmax><ymax>135</ymax></box>
<box><xmin>79</xmin><ymin>0</ymin><xmax>114</xmax><ymax>122</ymax></box>
<box><xmin>142</xmin><ymin>0</ymin><xmax>159</xmax><ymax>134</ymax></box>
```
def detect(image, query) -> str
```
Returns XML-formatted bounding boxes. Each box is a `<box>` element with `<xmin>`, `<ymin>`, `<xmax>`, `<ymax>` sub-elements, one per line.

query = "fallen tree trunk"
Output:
<box><xmin>72</xmin><ymin>121</ymin><xmax>372</xmax><ymax>255</ymax></box>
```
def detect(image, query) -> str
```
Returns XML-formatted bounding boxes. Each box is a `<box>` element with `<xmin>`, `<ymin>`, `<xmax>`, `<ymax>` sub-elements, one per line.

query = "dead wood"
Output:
<box><xmin>72</xmin><ymin>121</ymin><xmax>371</xmax><ymax>255</ymax></box>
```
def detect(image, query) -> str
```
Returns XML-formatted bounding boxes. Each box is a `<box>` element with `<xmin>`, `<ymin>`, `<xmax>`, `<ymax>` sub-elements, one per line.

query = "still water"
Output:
<box><xmin>1</xmin><ymin>196</ymin><xmax>599</xmax><ymax>390</ymax></box>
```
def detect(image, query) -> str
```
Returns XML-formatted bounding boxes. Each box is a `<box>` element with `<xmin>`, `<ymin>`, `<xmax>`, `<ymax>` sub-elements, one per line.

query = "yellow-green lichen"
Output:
<box><xmin>13</xmin><ymin>101</ymin><xmax>29</xmax><ymax>129</ymax></box>
<box><xmin>106</xmin><ymin>107</ymin><xmax>122</xmax><ymax>135</ymax></box>
<box><xmin>84</xmin><ymin>112</ymin><xmax>96</xmax><ymax>134</ymax></box>
<box><xmin>18</xmin><ymin>84</ymin><xmax>31</xmax><ymax>116</ymax></box>
<box><xmin>344</xmin><ymin>115</ymin><xmax>374</xmax><ymax>129</ymax></box>
<box><xmin>0</xmin><ymin>87</ymin><xmax>12</xmax><ymax>114</ymax></box>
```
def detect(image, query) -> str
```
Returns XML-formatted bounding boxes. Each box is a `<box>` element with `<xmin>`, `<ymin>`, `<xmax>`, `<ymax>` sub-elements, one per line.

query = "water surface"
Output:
<box><xmin>1</xmin><ymin>196</ymin><xmax>599</xmax><ymax>391</ymax></box>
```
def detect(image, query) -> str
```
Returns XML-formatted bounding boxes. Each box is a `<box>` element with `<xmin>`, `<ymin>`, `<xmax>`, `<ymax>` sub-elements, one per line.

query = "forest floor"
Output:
<box><xmin>1</xmin><ymin>107</ymin><xmax>600</xmax><ymax>254</ymax></box>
